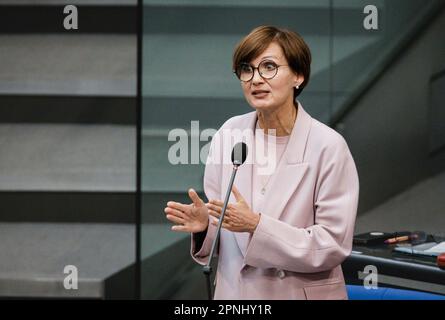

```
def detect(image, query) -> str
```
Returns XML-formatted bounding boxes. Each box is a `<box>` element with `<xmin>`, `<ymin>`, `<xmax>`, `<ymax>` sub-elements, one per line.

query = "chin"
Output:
<box><xmin>249</xmin><ymin>102</ymin><xmax>274</xmax><ymax>112</ymax></box>
<box><xmin>247</xmin><ymin>98</ymin><xmax>269</xmax><ymax>109</ymax></box>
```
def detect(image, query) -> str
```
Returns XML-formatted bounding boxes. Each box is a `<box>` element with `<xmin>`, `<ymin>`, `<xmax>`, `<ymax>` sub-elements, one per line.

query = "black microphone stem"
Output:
<box><xmin>203</xmin><ymin>164</ymin><xmax>239</xmax><ymax>300</ymax></box>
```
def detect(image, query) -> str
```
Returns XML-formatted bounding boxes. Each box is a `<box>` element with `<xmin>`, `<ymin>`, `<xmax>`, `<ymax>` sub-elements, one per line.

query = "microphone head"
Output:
<box><xmin>231</xmin><ymin>142</ymin><xmax>248</xmax><ymax>166</ymax></box>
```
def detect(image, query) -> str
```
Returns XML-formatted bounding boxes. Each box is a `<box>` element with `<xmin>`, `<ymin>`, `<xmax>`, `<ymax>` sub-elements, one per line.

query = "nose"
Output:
<box><xmin>251</xmin><ymin>67</ymin><xmax>264</xmax><ymax>85</ymax></box>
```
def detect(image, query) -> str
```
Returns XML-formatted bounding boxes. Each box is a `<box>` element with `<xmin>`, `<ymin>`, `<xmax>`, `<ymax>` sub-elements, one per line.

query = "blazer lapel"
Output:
<box><xmin>224</xmin><ymin>103</ymin><xmax>312</xmax><ymax>257</ymax></box>
<box><xmin>223</xmin><ymin>112</ymin><xmax>257</xmax><ymax>257</ymax></box>
<box><xmin>259</xmin><ymin>102</ymin><xmax>312</xmax><ymax>221</ymax></box>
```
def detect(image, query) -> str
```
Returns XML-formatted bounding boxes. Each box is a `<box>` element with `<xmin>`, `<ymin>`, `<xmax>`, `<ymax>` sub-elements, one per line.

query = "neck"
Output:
<box><xmin>257</xmin><ymin>101</ymin><xmax>297</xmax><ymax>136</ymax></box>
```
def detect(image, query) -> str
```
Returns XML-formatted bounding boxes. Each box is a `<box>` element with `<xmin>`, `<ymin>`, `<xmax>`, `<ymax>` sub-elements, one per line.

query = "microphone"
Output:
<box><xmin>203</xmin><ymin>142</ymin><xmax>248</xmax><ymax>300</ymax></box>
<box><xmin>231</xmin><ymin>141</ymin><xmax>248</xmax><ymax>166</ymax></box>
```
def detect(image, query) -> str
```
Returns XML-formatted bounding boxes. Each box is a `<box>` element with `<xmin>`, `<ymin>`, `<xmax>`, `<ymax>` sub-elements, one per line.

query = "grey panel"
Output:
<box><xmin>143</xmin><ymin>5</ymin><xmax>330</xmax><ymax>35</ymax></box>
<box><xmin>140</xmin><ymin>232</ymin><xmax>204</xmax><ymax>299</ymax></box>
<box><xmin>0</xmin><ymin>0</ymin><xmax>136</xmax><ymax>4</ymax></box>
<box><xmin>0</xmin><ymin>192</ymin><xmax>135</xmax><ymax>223</ymax></box>
<box><xmin>0</xmin><ymin>124</ymin><xmax>135</xmax><ymax>192</ymax></box>
<box><xmin>0</xmin><ymin>35</ymin><xmax>136</xmax><ymax>96</ymax></box>
<box><xmin>337</xmin><ymin>7</ymin><xmax>445</xmax><ymax>213</ymax></box>
<box><xmin>355</xmin><ymin>170</ymin><xmax>445</xmax><ymax>235</ymax></box>
<box><xmin>142</xmin><ymin>32</ymin><xmax>376</xmax><ymax>101</ymax></box>
<box><xmin>142</xmin><ymin>133</ymin><xmax>206</xmax><ymax>193</ymax></box>
<box><xmin>0</xmin><ymin>223</ymin><xmax>135</xmax><ymax>298</ymax></box>
<box><xmin>429</xmin><ymin>71</ymin><xmax>445</xmax><ymax>154</ymax></box>
<box><xmin>142</xmin><ymin>97</ymin><xmax>250</xmax><ymax>130</ymax></box>
<box><xmin>0</xmin><ymin>95</ymin><xmax>136</xmax><ymax>124</ymax></box>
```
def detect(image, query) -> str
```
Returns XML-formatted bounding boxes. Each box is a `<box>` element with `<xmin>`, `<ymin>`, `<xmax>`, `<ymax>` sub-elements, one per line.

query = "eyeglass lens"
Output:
<box><xmin>236</xmin><ymin>60</ymin><xmax>278</xmax><ymax>81</ymax></box>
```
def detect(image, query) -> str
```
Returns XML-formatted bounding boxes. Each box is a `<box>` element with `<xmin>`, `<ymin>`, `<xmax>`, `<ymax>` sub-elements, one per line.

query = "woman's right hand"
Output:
<box><xmin>164</xmin><ymin>188</ymin><xmax>209</xmax><ymax>233</ymax></box>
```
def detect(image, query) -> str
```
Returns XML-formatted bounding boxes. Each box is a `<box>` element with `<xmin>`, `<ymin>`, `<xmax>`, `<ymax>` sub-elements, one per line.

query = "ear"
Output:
<box><xmin>294</xmin><ymin>74</ymin><xmax>304</xmax><ymax>87</ymax></box>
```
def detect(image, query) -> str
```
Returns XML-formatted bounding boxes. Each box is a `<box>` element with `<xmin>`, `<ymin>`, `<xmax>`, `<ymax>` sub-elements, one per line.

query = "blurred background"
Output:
<box><xmin>1</xmin><ymin>0</ymin><xmax>444</xmax><ymax>299</ymax></box>
<box><xmin>0</xmin><ymin>0</ymin><xmax>137</xmax><ymax>299</ymax></box>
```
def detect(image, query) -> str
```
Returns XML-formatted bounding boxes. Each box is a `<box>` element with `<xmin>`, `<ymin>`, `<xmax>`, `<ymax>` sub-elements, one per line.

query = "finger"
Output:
<box><xmin>208</xmin><ymin>201</ymin><xmax>235</xmax><ymax>216</ymax></box>
<box><xmin>209</xmin><ymin>199</ymin><xmax>224</xmax><ymax>207</ymax></box>
<box><xmin>227</xmin><ymin>203</ymin><xmax>236</xmax><ymax>211</ymax></box>
<box><xmin>222</xmin><ymin>214</ymin><xmax>232</xmax><ymax>223</ymax></box>
<box><xmin>222</xmin><ymin>223</ymin><xmax>232</xmax><ymax>230</ymax></box>
<box><xmin>167</xmin><ymin>201</ymin><xmax>189</xmax><ymax>212</ymax></box>
<box><xmin>210</xmin><ymin>216</ymin><xmax>218</xmax><ymax>224</ymax></box>
<box><xmin>188</xmin><ymin>189</ymin><xmax>204</xmax><ymax>207</ymax></box>
<box><xmin>212</xmin><ymin>216</ymin><xmax>232</xmax><ymax>226</ymax></box>
<box><xmin>164</xmin><ymin>207</ymin><xmax>186</xmax><ymax>219</ymax></box>
<box><xmin>208</xmin><ymin>209</ymin><xmax>221</xmax><ymax>219</ymax></box>
<box><xmin>221</xmin><ymin>208</ymin><xmax>232</xmax><ymax>217</ymax></box>
<box><xmin>166</xmin><ymin>214</ymin><xmax>185</xmax><ymax>225</ymax></box>
<box><xmin>206</xmin><ymin>203</ymin><xmax>222</xmax><ymax>213</ymax></box>
<box><xmin>208</xmin><ymin>205</ymin><xmax>233</xmax><ymax>219</ymax></box>
<box><xmin>211</xmin><ymin>219</ymin><xmax>231</xmax><ymax>230</ymax></box>
<box><xmin>171</xmin><ymin>225</ymin><xmax>189</xmax><ymax>232</ymax></box>
<box><xmin>209</xmin><ymin>209</ymin><xmax>232</xmax><ymax>221</ymax></box>
<box><xmin>231</xmin><ymin>185</ymin><xmax>245</xmax><ymax>202</ymax></box>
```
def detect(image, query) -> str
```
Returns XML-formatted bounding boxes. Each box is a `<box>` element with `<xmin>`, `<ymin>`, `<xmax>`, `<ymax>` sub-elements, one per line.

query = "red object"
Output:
<box><xmin>438</xmin><ymin>253</ymin><xmax>445</xmax><ymax>269</ymax></box>
<box><xmin>384</xmin><ymin>235</ymin><xmax>410</xmax><ymax>244</ymax></box>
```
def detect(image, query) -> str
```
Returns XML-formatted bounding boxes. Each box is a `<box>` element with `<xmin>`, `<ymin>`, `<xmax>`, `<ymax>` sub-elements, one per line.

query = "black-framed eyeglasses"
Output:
<box><xmin>234</xmin><ymin>60</ymin><xmax>288</xmax><ymax>82</ymax></box>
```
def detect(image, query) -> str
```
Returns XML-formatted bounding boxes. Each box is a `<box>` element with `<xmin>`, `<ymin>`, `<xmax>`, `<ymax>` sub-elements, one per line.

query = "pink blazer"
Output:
<box><xmin>191</xmin><ymin>103</ymin><xmax>359</xmax><ymax>300</ymax></box>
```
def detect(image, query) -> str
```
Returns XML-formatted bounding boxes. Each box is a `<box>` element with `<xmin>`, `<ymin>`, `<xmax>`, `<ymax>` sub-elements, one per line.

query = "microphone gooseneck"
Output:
<box><xmin>203</xmin><ymin>142</ymin><xmax>248</xmax><ymax>300</ymax></box>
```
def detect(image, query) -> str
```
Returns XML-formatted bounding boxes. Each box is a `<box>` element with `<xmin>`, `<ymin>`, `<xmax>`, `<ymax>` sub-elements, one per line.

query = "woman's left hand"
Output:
<box><xmin>206</xmin><ymin>185</ymin><xmax>260</xmax><ymax>233</ymax></box>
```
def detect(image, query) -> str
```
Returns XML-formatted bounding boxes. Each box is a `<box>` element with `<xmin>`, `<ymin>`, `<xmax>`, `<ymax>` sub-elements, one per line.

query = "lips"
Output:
<box><xmin>252</xmin><ymin>90</ymin><xmax>270</xmax><ymax>96</ymax></box>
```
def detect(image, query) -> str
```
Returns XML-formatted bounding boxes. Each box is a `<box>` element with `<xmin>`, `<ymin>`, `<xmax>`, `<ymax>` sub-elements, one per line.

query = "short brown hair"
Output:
<box><xmin>232</xmin><ymin>25</ymin><xmax>311</xmax><ymax>99</ymax></box>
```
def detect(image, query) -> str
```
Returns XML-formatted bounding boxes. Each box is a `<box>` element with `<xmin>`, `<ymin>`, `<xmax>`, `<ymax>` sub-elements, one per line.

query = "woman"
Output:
<box><xmin>164</xmin><ymin>26</ymin><xmax>359</xmax><ymax>300</ymax></box>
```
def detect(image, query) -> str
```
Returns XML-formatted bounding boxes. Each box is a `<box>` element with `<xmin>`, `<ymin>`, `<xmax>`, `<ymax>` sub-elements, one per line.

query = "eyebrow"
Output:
<box><xmin>260</xmin><ymin>55</ymin><xmax>279</xmax><ymax>60</ymax></box>
<box><xmin>242</xmin><ymin>55</ymin><xmax>280</xmax><ymax>66</ymax></box>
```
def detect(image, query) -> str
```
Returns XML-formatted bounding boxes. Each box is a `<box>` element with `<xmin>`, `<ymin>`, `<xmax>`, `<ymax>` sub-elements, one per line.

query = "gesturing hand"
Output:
<box><xmin>205</xmin><ymin>185</ymin><xmax>260</xmax><ymax>234</ymax></box>
<box><xmin>164</xmin><ymin>188</ymin><xmax>209</xmax><ymax>233</ymax></box>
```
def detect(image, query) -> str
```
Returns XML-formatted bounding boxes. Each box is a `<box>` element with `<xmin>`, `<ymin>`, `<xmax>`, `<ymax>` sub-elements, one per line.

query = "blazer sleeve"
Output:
<box><xmin>190</xmin><ymin>130</ymin><xmax>222</xmax><ymax>265</ymax></box>
<box><xmin>244</xmin><ymin>137</ymin><xmax>359</xmax><ymax>273</ymax></box>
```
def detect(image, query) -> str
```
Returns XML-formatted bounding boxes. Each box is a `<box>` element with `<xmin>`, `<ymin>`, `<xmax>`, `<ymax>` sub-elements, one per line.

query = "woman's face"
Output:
<box><xmin>240</xmin><ymin>42</ymin><xmax>302</xmax><ymax>113</ymax></box>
